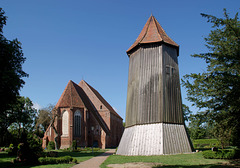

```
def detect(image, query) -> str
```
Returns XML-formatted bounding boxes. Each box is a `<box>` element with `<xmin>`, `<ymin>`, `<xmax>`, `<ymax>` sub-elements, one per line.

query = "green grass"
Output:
<box><xmin>100</xmin><ymin>152</ymin><xmax>233</xmax><ymax>168</ymax></box>
<box><xmin>0</xmin><ymin>149</ymin><xmax>105</xmax><ymax>168</ymax></box>
<box><xmin>0</xmin><ymin>151</ymin><xmax>16</xmax><ymax>168</ymax></box>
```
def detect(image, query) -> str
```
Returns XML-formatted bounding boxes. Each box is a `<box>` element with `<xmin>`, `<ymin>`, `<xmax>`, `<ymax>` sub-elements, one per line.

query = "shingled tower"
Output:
<box><xmin>116</xmin><ymin>15</ymin><xmax>193</xmax><ymax>155</ymax></box>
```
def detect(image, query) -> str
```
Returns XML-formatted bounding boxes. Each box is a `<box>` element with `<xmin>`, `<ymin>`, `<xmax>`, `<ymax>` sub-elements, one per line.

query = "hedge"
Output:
<box><xmin>202</xmin><ymin>149</ymin><xmax>240</xmax><ymax>159</ymax></box>
<box><xmin>38</xmin><ymin>156</ymin><xmax>73</xmax><ymax>164</ymax></box>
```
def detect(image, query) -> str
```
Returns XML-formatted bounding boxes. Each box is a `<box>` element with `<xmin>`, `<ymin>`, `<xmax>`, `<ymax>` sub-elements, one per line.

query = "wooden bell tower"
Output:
<box><xmin>117</xmin><ymin>15</ymin><xmax>193</xmax><ymax>155</ymax></box>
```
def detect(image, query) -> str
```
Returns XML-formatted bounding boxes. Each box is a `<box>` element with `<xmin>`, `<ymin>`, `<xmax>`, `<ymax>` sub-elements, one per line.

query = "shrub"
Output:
<box><xmin>73</xmin><ymin>158</ymin><xmax>78</xmax><ymax>164</ymax></box>
<box><xmin>38</xmin><ymin>156</ymin><xmax>73</xmax><ymax>165</ymax></box>
<box><xmin>193</xmin><ymin>139</ymin><xmax>221</xmax><ymax>149</ymax></box>
<box><xmin>16</xmin><ymin>133</ymin><xmax>43</xmax><ymax>164</ymax></box>
<box><xmin>72</xmin><ymin>140</ymin><xmax>77</xmax><ymax>150</ymax></box>
<box><xmin>202</xmin><ymin>149</ymin><xmax>240</xmax><ymax>159</ymax></box>
<box><xmin>47</xmin><ymin>141</ymin><xmax>55</xmax><ymax>150</ymax></box>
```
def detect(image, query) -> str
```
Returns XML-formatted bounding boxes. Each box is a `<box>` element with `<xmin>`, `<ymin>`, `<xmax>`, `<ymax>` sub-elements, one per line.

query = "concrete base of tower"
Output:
<box><xmin>116</xmin><ymin>123</ymin><xmax>193</xmax><ymax>156</ymax></box>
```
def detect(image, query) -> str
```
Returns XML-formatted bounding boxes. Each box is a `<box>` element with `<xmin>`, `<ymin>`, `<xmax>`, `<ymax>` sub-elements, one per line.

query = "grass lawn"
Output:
<box><xmin>100</xmin><ymin>152</ymin><xmax>235</xmax><ymax>168</ymax></box>
<box><xmin>0</xmin><ymin>149</ymin><xmax>105</xmax><ymax>168</ymax></box>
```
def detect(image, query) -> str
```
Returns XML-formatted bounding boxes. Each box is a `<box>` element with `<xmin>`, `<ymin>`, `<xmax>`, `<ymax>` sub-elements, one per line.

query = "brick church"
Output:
<box><xmin>42</xmin><ymin>80</ymin><xmax>124</xmax><ymax>149</ymax></box>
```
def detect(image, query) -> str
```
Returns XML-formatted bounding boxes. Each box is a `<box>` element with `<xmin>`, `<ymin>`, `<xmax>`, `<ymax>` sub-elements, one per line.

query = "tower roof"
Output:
<box><xmin>126</xmin><ymin>15</ymin><xmax>179</xmax><ymax>55</ymax></box>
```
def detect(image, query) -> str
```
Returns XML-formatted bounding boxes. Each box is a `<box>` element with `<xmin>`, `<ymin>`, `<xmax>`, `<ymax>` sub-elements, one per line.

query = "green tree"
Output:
<box><xmin>182</xmin><ymin>9</ymin><xmax>240</xmax><ymax>147</ymax></box>
<box><xmin>0</xmin><ymin>8</ymin><xmax>28</xmax><ymax>144</ymax></box>
<box><xmin>35</xmin><ymin>104</ymin><xmax>54</xmax><ymax>132</ymax></box>
<box><xmin>36</xmin><ymin>105</ymin><xmax>59</xmax><ymax>149</ymax></box>
<box><xmin>8</xmin><ymin>96</ymin><xmax>37</xmax><ymax>139</ymax></box>
<box><xmin>188</xmin><ymin>113</ymin><xmax>208</xmax><ymax>140</ymax></box>
<box><xmin>182</xmin><ymin>104</ymin><xmax>192</xmax><ymax>122</ymax></box>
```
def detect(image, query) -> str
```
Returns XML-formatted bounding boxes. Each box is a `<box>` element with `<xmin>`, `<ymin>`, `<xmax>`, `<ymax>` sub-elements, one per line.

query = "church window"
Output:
<box><xmin>100</xmin><ymin>105</ymin><xmax>102</xmax><ymax>109</ymax></box>
<box><xmin>62</xmin><ymin>111</ymin><xmax>69</xmax><ymax>136</ymax></box>
<box><xmin>74</xmin><ymin>110</ymin><xmax>81</xmax><ymax>136</ymax></box>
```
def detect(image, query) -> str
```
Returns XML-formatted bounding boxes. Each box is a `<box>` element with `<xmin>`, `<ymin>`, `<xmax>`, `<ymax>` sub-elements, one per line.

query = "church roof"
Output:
<box><xmin>79</xmin><ymin>80</ymin><xmax>123</xmax><ymax>120</ymax></box>
<box><xmin>56</xmin><ymin>80</ymin><xmax>110</xmax><ymax>135</ymax></box>
<box><xmin>56</xmin><ymin>80</ymin><xmax>85</xmax><ymax>108</ymax></box>
<box><xmin>126</xmin><ymin>15</ymin><xmax>179</xmax><ymax>55</ymax></box>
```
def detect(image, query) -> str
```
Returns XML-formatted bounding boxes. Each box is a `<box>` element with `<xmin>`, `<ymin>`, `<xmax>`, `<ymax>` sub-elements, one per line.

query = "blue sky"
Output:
<box><xmin>1</xmin><ymin>0</ymin><xmax>239</xmax><ymax>121</ymax></box>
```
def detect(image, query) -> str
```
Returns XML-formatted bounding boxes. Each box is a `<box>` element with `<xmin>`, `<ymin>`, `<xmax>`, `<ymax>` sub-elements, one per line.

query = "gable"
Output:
<box><xmin>56</xmin><ymin>80</ymin><xmax>85</xmax><ymax>108</ymax></box>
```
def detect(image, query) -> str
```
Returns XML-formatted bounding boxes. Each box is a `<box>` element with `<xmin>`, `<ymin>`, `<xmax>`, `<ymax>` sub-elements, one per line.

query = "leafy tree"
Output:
<box><xmin>8</xmin><ymin>97</ymin><xmax>37</xmax><ymax>139</ymax></box>
<box><xmin>188</xmin><ymin>113</ymin><xmax>208</xmax><ymax>140</ymax></box>
<box><xmin>35</xmin><ymin>104</ymin><xmax>54</xmax><ymax>132</ymax></box>
<box><xmin>182</xmin><ymin>9</ymin><xmax>240</xmax><ymax>147</ymax></box>
<box><xmin>182</xmin><ymin>104</ymin><xmax>192</xmax><ymax>122</ymax></box>
<box><xmin>36</xmin><ymin>104</ymin><xmax>59</xmax><ymax>149</ymax></box>
<box><xmin>0</xmin><ymin>8</ymin><xmax>28</xmax><ymax>144</ymax></box>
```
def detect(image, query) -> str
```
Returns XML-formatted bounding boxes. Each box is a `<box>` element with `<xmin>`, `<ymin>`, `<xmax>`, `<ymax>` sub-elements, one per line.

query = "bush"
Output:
<box><xmin>73</xmin><ymin>158</ymin><xmax>78</xmax><ymax>164</ymax></box>
<box><xmin>202</xmin><ymin>149</ymin><xmax>240</xmax><ymax>159</ymax></box>
<box><xmin>38</xmin><ymin>156</ymin><xmax>73</xmax><ymax>165</ymax></box>
<box><xmin>47</xmin><ymin>141</ymin><xmax>55</xmax><ymax>150</ymax></box>
<box><xmin>15</xmin><ymin>133</ymin><xmax>43</xmax><ymax>164</ymax></box>
<box><xmin>72</xmin><ymin>140</ymin><xmax>77</xmax><ymax>150</ymax></box>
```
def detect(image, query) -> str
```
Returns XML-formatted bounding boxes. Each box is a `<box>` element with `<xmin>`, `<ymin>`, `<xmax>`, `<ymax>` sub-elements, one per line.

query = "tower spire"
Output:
<box><xmin>126</xmin><ymin>15</ymin><xmax>179</xmax><ymax>55</ymax></box>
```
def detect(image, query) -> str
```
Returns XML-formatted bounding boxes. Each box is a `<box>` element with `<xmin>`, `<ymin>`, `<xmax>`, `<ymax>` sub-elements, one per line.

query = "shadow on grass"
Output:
<box><xmin>0</xmin><ymin>152</ymin><xmax>16</xmax><ymax>168</ymax></box>
<box><xmin>0</xmin><ymin>150</ymin><xmax>104</xmax><ymax>168</ymax></box>
<box><xmin>154</xmin><ymin>164</ymin><xmax>235</xmax><ymax>168</ymax></box>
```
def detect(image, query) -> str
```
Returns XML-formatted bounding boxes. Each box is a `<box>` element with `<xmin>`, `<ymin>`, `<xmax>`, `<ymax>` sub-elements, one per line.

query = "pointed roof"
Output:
<box><xmin>56</xmin><ymin>80</ymin><xmax>85</xmax><ymax>108</ymax></box>
<box><xmin>126</xmin><ymin>15</ymin><xmax>179</xmax><ymax>55</ymax></box>
<box><xmin>79</xmin><ymin>80</ymin><xmax>123</xmax><ymax>119</ymax></box>
<box><xmin>56</xmin><ymin>80</ymin><xmax>110</xmax><ymax>135</ymax></box>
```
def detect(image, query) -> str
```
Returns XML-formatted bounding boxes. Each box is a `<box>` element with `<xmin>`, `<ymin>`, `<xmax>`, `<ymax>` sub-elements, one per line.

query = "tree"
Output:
<box><xmin>182</xmin><ymin>9</ymin><xmax>240</xmax><ymax>147</ymax></box>
<box><xmin>182</xmin><ymin>104</ymin><xmax>192</xmax><ymax>122</ymax></box>
<box><xmin>0</xmin><ymin>8</ymin><xmax>28</xmax><ymax>142</ymax></box>
<box><xmin>35</xmin><ymin>104</ymin><xmax>59</xmax><ymax>149</ymax></box>
<box><xmin>35</xmin><ymin>104</ymin><xmax>53</xmax><ymax>132</ymax></box>
<box><xmin>8</xmin><ymin>97</ymin><xmax>37</xmax><ymax>139</ymax></box>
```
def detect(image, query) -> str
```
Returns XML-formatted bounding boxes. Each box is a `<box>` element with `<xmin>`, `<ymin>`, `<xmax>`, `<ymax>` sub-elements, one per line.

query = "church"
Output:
<box><xmin>42</xmin><ymin>80</ymin><xmax>124</xmax><ymax>149</ymax></box>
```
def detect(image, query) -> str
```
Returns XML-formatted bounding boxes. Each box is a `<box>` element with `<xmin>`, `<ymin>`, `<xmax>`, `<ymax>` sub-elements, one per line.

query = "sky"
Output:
<box><xmin>1</xmin><ymin>0</ymin><xmax>239</xmax><ymax>121</ymax></box>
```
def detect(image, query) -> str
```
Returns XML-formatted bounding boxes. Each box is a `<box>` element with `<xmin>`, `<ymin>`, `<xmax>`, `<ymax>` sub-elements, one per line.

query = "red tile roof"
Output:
<box><xmin>55</xmin><ymin>80</ymin><xmax>85</xmax><ymax>108</ymax></box>
<box><xmin>126</xmin><ymin>15</ymin><xmax>179</xmax><ymax>55</ymax></box>
<box><xmin>79</xmin><ymin>80</ymin><xmax>123</xmax><ymax>120</ymax></box>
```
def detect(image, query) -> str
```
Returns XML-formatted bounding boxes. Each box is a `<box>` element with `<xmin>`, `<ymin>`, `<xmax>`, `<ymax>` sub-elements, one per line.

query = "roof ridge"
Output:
<box><xmin>80</xmin><ymin>80</ymin><xmax>122</xmax><ymax>119</ymax></box>
<box><xmin>151</xmin><ymin>16</ymin><xmax>163</xmax><ymax>41</ymax></box>
<box><xmin>153</xmin><ymin>16</ymin><xmax>178</xmax><ymax>47</ymax></box>
<box><xmin>138</xmin><ymin>15</ymin><xmax>152</xmax><ymax>44</ymax></box>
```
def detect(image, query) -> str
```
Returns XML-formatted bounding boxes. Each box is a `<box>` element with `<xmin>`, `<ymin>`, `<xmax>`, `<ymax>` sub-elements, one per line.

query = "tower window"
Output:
<box><xmin>100</xmin><ymin>105</ymin><xmax>102</xmax><ymax>109</ymax></box>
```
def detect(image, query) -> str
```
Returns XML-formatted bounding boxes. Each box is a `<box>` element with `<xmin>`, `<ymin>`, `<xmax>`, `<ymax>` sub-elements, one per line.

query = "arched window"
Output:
<box><xmin>74</xmin><ymin>110</ymin><xmax>81</xmax><ymax>136</ymax></box>
<box><xmin>62</xmin><ymin>111</ymin><xmax>69</xmax><ymax>136</ymax></box>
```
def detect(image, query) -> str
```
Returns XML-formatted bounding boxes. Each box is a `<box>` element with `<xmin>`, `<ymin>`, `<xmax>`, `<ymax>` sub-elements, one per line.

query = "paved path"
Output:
<box><xmin>71</xmin><ymin>149</ymin><xmax>115</xmax><ymax>168</ymax></box>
